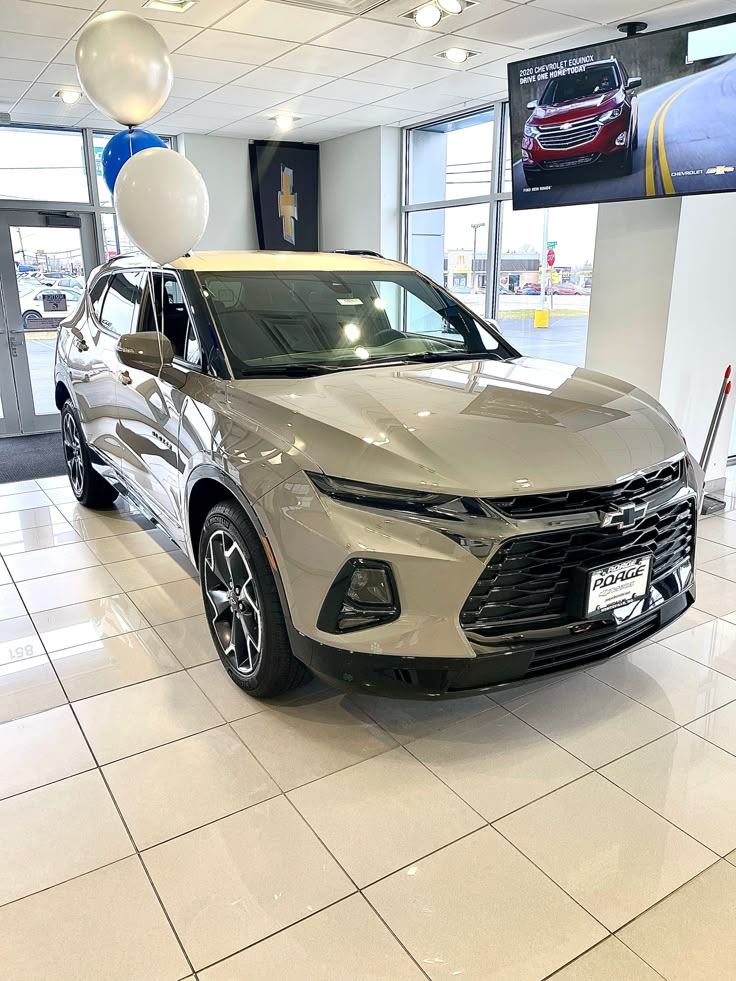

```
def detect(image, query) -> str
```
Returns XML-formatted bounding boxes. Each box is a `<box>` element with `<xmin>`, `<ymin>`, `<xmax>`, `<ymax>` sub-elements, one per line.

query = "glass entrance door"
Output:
<box><xmin>0</xmin><ymin>211</ymin><xmax>98</xmax><ymax>435</ymax></box>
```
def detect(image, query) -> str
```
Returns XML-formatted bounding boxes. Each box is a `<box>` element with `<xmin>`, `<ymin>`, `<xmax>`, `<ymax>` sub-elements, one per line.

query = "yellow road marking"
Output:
<box><xmin>645</xmin><ymin>75</ymin><xmax>705</xmax><ymax>196</ymax></box>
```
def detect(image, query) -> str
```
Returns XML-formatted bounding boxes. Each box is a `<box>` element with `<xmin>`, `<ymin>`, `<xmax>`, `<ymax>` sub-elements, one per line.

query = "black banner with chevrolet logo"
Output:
<box><xmin>249</xmin><ymin>141</ymin><xmax>319</xmax><ymax>251</ymax></box>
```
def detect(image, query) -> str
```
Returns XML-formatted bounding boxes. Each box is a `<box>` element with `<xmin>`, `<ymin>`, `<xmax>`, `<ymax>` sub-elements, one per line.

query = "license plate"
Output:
<box><xmin>585</xmin><ymin>554</ymin><xmax>652</xmax><ymax>617</ymax></box>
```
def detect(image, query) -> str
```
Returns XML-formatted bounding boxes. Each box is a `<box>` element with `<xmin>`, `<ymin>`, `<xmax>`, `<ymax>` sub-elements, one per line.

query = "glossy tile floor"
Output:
<box><xmin>3</xmin><ymin>473</ymin><xmax>736</xmax><ymax>979</ymax></box>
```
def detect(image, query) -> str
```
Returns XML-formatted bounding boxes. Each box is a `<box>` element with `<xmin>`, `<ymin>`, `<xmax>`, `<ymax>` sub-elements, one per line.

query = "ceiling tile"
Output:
<box><xmin>20</xmin><ymin>81</ymin><xmax>89</xmax><ymax>104</ymax></box>
<box><xmin>12</xmin><ymin>97</ymin><xmax>88</xmax><ymax>119</ymax></box>
<box><xmin>0</xmin><ymin>33</ymin><xmax>65</xmax><ymax>62</ymax></box>
<box><xmin>271</xmin><ymin>93</ymin><xmax>361</xmax><ymax>114</ymax></box>
<box><xmin>175</xmin><ymin>98</ymin><xmax>253</xmax><ymax>120</ymax></box>
<box><xmin>310</xmin><ymin>78</ymin><xmax>406</xmax><ymax>102</ymax></box>
<box><xmin>80</xmin><ymin>112</ymin><xmax>127</xmax><ymax>131</ymax></box>
<box><xmin>0</xmin><ymin>57</ymin><xmax>45</xmax><ymax>82</ymax></box>
<box><xmin>269</xmin><ymin>45</ymin><xmax>383</xmax><ymax>76</ymax></box>
<box><xmin>150</xmin><ymin>22</ymin><xmax>202</xmax><ymax>51</ymax></box>
<box><xmin>629</xmin><ymin>0</ymin><xmax>736</xmax><ymax>30</ymax></box>
<box><xmin>95</xmin><ymin>0</ymin><xmax>245</xmax><ymax>29</ymax></box>
<box><xmin>377</xmin><ymin>87</ymin><xmax>463</xmax><ymax>110</ymax></box>
<box><xmin>32</xmin><ymin>0</ymin><xmax>98</xmax><ymax>7</ymax></box>
<box><xmin>366</xmin><ymin>0</ymin><xmax>520</xmax><ymax>33</ymax></box>
<box><xmin>238</xmin><ymin>66</ymin><xmax>335</xmax><ymax>94</ymax></box>
<box><xmin>459</xmin><ymin>5</ymin><xmax>593</xmax><ymax>46</ymax></box>
<box><xmin>334</xmin><ymin>104</ymin><xmax>410</xmax><ymax>123</ymax></box>
<box><xmin>54</xmin><ymin>40</ymin><xmax>80</xmax><ymax>66</ymax></box>
<box><xmin>0</xmin><ymin>79</ymin><xmax>29</xmax><ymax>102</ymax></box>
<box><xmin>217</xmin><ymin>0</ymin><xmax>350</xmax><ymax>42</ymax></box>
<box><xmin>171</xmin><ymin>77</ymin><xmax>221</xmax><ymax>99</ymax></box>
<box><xmin>154</xmin><ymin>94</ymin><xmax>192</xmax><ymax>114</ymax></box>
<box><xmin>530</xmin><ymin>0</ymin><xmax>662</xmax><ymax>21</ymax></box>
<box><xmin>316</xmin><ymin>19</ymin><xmax>438</xmax><ymax>56</ymax></box>
<box><xmin>178</xmin><ymin>29</ymin><xmax>295</xmax><ymax>64</ymax></box>
<box><xmin>347</xmin><ymin>58</ymin><xmax>455</xmax><ymax>87</ymax></box>
<box><xmin>171</xmin><ymin>54</ymin><xmax>254</xmax><ymax>83</ymax></box>
<box><xmin>38</xmin><ymin>62</ymin><xmax>79</xmax><ymax>86</ymax></box>
<box><xmin>0</xmin><ymin>1</ymin><xmax>90</xmax><ymax>39</ymax></box>
<box><xmin>205</xmin><ymin>83</ymin><xmax>282</xmax><ymax>108</ymax></box>
<box><xmin>416</xmin><ymin>70</ymin><xmax>503</xmax><ymax>98</ymax></box>
<box><xmin>154</xmin><ymin>112</ymin><xmax>215</xmax><ymax>133</ymax></box>
<box><xmin>397</xmin><ymin>33</ymin><xmax>520</xmax><ymax>68</ymax></box>
<box><xmin>11</xmin><ymin>109</ymin><xmax>88</xmax><ymax>125</ymax></box>
<box><xmin>212</xmin><ymin>118</ymin><xmax>285</xmax><ymax>137</ymax></box>
<box><xmin>469</xmin><ymin>53</ymin><xmax>516</xmax><ymax>77</ymax></box>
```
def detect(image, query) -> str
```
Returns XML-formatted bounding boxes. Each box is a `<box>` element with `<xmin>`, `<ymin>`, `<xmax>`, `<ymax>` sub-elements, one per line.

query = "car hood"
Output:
<box><xmin>227</xmin><ymin>357</ymin><xmax>684</xmax><ymax>498</ymax></box>
<box><xmin>531</xmin><ymin>92</ymin><xmax>621</xmax><ymax>124</ymax></box>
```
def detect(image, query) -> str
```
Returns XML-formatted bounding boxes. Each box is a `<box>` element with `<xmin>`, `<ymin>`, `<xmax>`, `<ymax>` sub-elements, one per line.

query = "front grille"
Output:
<box><xmin>460</xmin><ymin>497</ymin><xmax>694</xmax><ymax>635</ymax></box>
<box><xmin>486</xmin><ymin>459</ymin><xmax>683</xmax><ymax>519</ymax></box>
<box><xmin>537</xmin><ymin>118</ymin><xmax>601</xmax><ymax>150</ymax></box>
<box><xmin>542</xmin><ymin>154</ymin><xmax>597</xmax><ymax>169</ymax></box>
<box><xmin>525</xmin><ymin>612</ymin><xmax>659</xmax><ymax>676</ymax></box>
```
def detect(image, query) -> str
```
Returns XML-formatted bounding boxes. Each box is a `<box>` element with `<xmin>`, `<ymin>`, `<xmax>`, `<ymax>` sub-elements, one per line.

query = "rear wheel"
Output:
<box><xmin>22</xmin><ymin>310</ymin><xmax>42</xmax><ymax>330</ymax></box>
<box><xmin>61</xmin><ymin>401</ymin><xmax>118</xmax><ymax>507</ymax></box>
<box><xmin>198</xmin><ymin>501</ymin><xmax>310</xmax><ymax>698</ymax></box>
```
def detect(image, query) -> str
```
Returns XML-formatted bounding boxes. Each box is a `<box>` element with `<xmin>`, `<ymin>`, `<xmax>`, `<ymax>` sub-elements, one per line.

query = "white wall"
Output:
<box><xmin>178</xmin><ymin>133</ymin><xmax>257</xmax><ymax>251</ymax></box>
<box><xmin>319</xmin><ymin>127</ymin><xmax>402</xmax><ymax>258</ymax></box>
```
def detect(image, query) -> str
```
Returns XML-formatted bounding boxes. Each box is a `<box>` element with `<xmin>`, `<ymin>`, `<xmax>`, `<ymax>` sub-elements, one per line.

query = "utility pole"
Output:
<box><xmin>540</xmin><ymin>209</ymin><xmax>549</xmax><ymax>309</ymax></box>
<box><xmin>471</xmin><ymin>222</ymin><xmax>485</xmax><ymax>292</ymax></box>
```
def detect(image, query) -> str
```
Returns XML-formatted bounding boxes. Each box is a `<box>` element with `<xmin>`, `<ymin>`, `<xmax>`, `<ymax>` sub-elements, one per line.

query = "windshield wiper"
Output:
<box><xmin>377</xmin><ymin>351</ymin><xmax>504</xmax><ymax>366</ymax></box>
<box><xmin>237</xmin><ymin>363</ymin><xmax>337</xmax><ymax>378</ymax></box>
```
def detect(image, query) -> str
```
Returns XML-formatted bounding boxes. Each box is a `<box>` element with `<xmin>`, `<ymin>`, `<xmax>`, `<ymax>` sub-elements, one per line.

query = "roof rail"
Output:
<box><xmin>331</xmin><ymin>249</ymin><xmax>384</xmax><ymax>258</ymax></box>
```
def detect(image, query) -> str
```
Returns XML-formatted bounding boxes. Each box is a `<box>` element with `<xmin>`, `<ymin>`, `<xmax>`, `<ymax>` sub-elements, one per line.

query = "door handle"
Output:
<box><xmin>119</xmin><ymin>370</ymin><xmax>132</xmax><ymax>386</ymax></box>
<box><xmin>75</xmin><ymin>338</ymin><xmax>88</xmax><ymax>352</ymax></box>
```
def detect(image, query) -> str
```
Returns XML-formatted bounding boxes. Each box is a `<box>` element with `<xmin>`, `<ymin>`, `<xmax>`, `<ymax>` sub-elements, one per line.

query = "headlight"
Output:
<box><xmin>307</xmin><ymin>472</ymin><xmax>458</xmax><ymax>512</ymax></box>
<box><xmin>524</xmin><ymin>124</ymin><xmax>539</xmax><ymax>137</ymax></box>
<box><xmin>599</xmin><ymin>107</ymin><xmax>622</xmax><ymax>123</ymax></box>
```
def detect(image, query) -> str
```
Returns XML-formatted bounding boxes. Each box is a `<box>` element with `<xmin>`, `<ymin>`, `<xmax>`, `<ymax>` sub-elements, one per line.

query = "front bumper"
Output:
<box><xmin>522</xmin><ymin>115</ymin><xmax>630</xmax><ymax>173</ymax></box>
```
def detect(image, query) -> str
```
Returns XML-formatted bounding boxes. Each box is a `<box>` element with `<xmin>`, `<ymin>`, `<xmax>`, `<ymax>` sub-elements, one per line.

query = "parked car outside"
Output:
<box><xmin>55</xmin><ymin>251</ymin><xmax>700</xmax><ymax>700</ymax></box>
<box><xmin>22</xmin><ymin>286</ymin><xmax>82</xmax><ymax>329</ymax></box>
<box><xmin>522</xmin><ymin>57</ymin><xmax>641</xmax><ymax>186</ymax></box>
<box><xmin>551</xmin><ymin>282</ymin><xmax>588</xmax><ymax>295</ymax></box>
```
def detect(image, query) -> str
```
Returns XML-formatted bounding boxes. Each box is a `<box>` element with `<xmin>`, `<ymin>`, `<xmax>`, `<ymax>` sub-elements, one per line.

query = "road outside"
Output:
<box><xmin>25</xmin><ymin>331</ymin><xmax>57</xmax><ymax>417</ymax></box>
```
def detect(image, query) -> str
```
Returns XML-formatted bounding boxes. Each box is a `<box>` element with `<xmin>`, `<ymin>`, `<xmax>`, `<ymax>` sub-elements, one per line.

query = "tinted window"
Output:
<box><xmin>98</xmin><ymin>272</ymin><xmax>141</xmax><ymax>335</ymax></box>
<box><xmin>139</xmin><ymin>271</ymin><xmax>198</xmax><ymax>364</ymax></box>
<box><xmin>88</xmin><ymin>276</ymin><xmax>108</xmax><ymax>319</ymax></box>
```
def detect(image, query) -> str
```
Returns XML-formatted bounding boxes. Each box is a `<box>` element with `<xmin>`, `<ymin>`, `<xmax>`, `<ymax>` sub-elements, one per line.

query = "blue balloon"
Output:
<box><xmin>102</xmin><ymin>128</ymin><xmax>166</xmax><ymax>194</ymax></box>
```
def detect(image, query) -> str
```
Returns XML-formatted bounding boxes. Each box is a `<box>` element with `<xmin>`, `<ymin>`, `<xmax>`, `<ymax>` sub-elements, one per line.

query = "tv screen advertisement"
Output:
<box><xmin>508</xmin><ymin>14</ymin><xmax>736</xmax><ymax>210</ymax></box>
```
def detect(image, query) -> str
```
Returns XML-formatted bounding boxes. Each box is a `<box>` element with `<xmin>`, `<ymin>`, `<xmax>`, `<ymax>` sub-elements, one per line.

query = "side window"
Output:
<box><xmin>88</xmin><ymin>275</ymin><xmax>108</xmax><ymax>319</ymax></box>
<box><xmin>98</xmin><ymin>272</ymin><xmax>141</xmax><ymax>335</ymax></box>
<box><xmin>139</xmin><ymin>271</ymin><xmax>200</xmax><ymax>366</ymax></box>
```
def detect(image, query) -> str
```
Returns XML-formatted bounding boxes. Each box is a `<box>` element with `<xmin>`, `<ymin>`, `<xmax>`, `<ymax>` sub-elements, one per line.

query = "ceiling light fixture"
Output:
<box><xmin>414</xmin><ymin>3</ymin><xmax>442</xmax><ymax>27</ymax></box>
<box><xmin>53</xmin><ymin>89</ymin><xmax>82</xmax><ymax>105</ymax></box>
<box><xmin>272</xmin><ymin>113</ymin><xmax>299</xmax><ymax>131</ymax></box>
<box><xmin>143</xmin><ymin>0</ymin><xmax>197</xmax><ymax>11</ymax></box>
<box><xmin>437</xmin><ymin>0</ymin><xmax>463</xmax><ymax>12</ymax></box>
<box><xmin>443</xmin><ymin>46</ymin><xmax>470</xmax><ymax>63</ymax></box>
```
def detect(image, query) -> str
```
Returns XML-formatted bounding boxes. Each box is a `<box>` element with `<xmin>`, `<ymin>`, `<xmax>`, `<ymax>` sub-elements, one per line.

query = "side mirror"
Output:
<box><xmin>116</xmin><ymin>331</ymin><xmax>174</xmax><ymax>375</ymax></box>
<box><xmin>526</xmin><ymin>99</ymin><xmax>538</xmax><ymax>110</ymax></box>
<box><xmin>627</xmin><ymin>76</ymin><xmax>642</xmax><ymax>89</ymax></box>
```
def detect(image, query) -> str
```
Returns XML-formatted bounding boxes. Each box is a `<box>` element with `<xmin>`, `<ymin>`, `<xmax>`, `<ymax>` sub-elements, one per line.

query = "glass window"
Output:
<box><xmin>184</xmin><ymin>323</ymin><xmax>202</xmax><ymax>367</ymax></box>
<box><xmin>199</xmin><ymin>270</ymin><xmax>511</xmax><ymax>377</ymax></box>
<box><xmin>99</xmin><ymin>271</ymin><xmax>141</xmax><ymax>335</ymax></box>
<box><xmin>0</xmin><ymin>127</ymin><xmax>88</xmax><ymax>203</ymax></box>
<box><xmin>139</xmin><ymin>271</ymin><xmax>193</xmax><ymax>363</ymax></box>
<box><xmin>101</xmin><ymin>211</ymin><xmax>138</xmax><ymax>260</ymax></box>
<box><xmin>494</xmin><ymin>200</ymin><xmax>598</xmax><ymax>367</ymax></box>
<box><xmin>406</xmin><ymin>204</ymin><xmax>491</xmax><ymax>318</ymax></box>
<box><xmin>89</xmin><ymin>275</ymin><xmax>108</xmax><ymax>318</ymax></box>
<box><xmin>408</xmin><ymin>110</ymin><xmax>494</xmax><ymax>204</ymax></box>
<box><xmin>94</xmin><ymin>131</ymin><xmax>171</xmax><ymax>207</ymax></box>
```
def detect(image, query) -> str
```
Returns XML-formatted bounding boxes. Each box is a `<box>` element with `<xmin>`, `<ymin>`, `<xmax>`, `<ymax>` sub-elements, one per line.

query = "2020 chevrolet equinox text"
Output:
<box><xmin>54</xmin><ymin>252</ymin><xmax>701</xmax><ymax>699</ymax></box>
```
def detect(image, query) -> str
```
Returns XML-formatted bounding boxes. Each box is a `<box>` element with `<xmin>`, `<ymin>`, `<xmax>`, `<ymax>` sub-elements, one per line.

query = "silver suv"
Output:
<box><xmin>54</xmin><ymin>251</ymin><xmax>701</xmax><ymax>699</ymax></box>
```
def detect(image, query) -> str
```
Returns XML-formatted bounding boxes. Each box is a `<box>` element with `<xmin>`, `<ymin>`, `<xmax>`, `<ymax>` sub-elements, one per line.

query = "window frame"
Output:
<box><xmin>135</xmin><ymin>268</ymin><xmax>206</xmax><ymax>374</ymax></box>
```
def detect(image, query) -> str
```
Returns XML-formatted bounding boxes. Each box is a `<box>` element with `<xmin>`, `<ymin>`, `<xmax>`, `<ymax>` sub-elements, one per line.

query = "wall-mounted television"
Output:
<box><xmin>508</xmin><ymin>14</ymin><xmax>736</xmax><ymax>210</ymax></box>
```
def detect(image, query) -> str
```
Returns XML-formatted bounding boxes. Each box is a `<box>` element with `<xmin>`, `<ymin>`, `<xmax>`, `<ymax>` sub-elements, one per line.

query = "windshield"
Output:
<box><xmin>198</xmin><ymin>269</ymin><xmax>515</xmax><ymax>377</ymax></box>
<box><xmin>539</xmin><ymin>64</ymin><xmax>619</xmax><ymax>105</ymax></box>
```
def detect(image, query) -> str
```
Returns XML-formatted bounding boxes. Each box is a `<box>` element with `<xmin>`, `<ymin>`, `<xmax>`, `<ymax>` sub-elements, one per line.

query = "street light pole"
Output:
<box><xmin>471</xmin><ymin>222</ymin><xmax>485</xmax><ymax>292</ymax></box>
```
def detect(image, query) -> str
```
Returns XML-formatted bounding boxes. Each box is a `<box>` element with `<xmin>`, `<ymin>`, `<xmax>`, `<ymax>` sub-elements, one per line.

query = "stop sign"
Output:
<box><xmin>547</xmin><ymin>248</ymin><xmax>555</xmax><ymax>267</ymax></box>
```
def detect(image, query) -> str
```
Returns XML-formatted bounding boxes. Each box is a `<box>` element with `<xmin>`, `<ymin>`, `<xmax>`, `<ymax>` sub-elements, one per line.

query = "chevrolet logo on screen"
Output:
<box><xmin>706</xmin><ymin>165</ymin><xmax>735</xmax><ymax>176</ymax></box>
<box><xmin>278</xmin><ymin>165</ymin><xmax>298</xmax><ymax>246</ymax></box>
<box><xmin>600</xmin><ymin>501</ymin><xmax>649</xmax><ymax>529</ymax></box>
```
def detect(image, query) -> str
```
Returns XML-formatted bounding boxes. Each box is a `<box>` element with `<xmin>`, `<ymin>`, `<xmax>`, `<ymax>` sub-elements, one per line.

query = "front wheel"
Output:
<box><xmin>198</xmin><ymin>501</ymin><xmax>310</xmax><ymax>698</ymax></box>
<box><xmin>61</xmin><ymin>401</ymin><xmax>118</xmax><ymax>507</ymax></box>
<box><xmin>22</xmin><ymin>310</ymin><xmax>42</xmax><ymax>330</ymax></box>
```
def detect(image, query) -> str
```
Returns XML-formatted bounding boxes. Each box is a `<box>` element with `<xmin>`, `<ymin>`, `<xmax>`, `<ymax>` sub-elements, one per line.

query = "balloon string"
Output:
<box><xmin>147</xmin><ymin>264</ymin><xmax>164</xmax><ymax>371</ymax></box>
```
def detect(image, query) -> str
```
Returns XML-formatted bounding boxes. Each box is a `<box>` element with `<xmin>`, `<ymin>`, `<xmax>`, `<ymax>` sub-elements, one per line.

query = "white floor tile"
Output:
<box><xmin>503</xmin><ymin>671</ymin><xmax>676</xmax><ymax>767</ymax></box>
<box><xmin>107</xmin><ymin>549</ymin><xmax>196</xmax><ymax>591</ymax></box>
<box><xmin>350</xmin><ymin>690</ymin><xmax>495</xmax><ymax>743</ymax></box>
<box><xmin>0</xmin><ymin>856</ymin><xmax>190</xmax><ymax>981</ymax></box>
<box><xmin>698</xmin><ymin>516</ymin><xmax>736</xmax><ymax>548</ymax></box>
<box><xmin>75</xmin><ymin>671</ymin><xmax>224</xmax><ymax>764</ymax></box>
<box><xmin>0</xmin><ymin>654</ymin><xmax>67</xmax><ymax>724</ymax></box>
<box><xmin>0</xmin><ymin>584</ymin><xmax>25</xmax><ymax>622</ymax></box>
<box><xmin>43</xmin><ymin>485</ymin><xmax>82</xmax><ymax>505</ymax></box>
<box><xmin>700</xmin><ymin>551</ymin><xmax>736</xmax><ymax>582</ymax></box>
<box><xmin>87</xmin><ymin>528</ymin><xmax>177</xmax><ymax>564</ymax></box>
<box><xmin>232</xmin><ymin>691</ymin><xmax>397</xmax><ymax>791</ymax></box>
<box><xmin>696</xmin><ymin>538</ymin><xmax>735</xmax><ymax>569</ymax></box>
<box><xmin>0</xmin><ymin>521</ymin><xmax>81</xmax><ymax>555</ymax></box>
<box><xmin>34</xmin><ymin>475</ymin><xmax>69</xmax><ymax>490</ymax></box>
<box><xmin>366</xmin><ymin>826</ymin><xmax>606</xmax><ymax>981</ymax></box>
<box><xmin>660</xmin><ymin>617</ymin><xmax>736</xmax><ymax>679</ymax></box>
<box><xmin>0</xmin><ymin>614</ymin><xmax>44</xmax><ymax>662</ymax></box>
<box><xmin>495</xmin><ymin>773</ymin><xmax>716</xmax><ymax>930</ymax></box>
<box><xmin>198</xmin><ymin>894</ymin><xmax>426</xmax><ymax>981</ymax></box>
<box><xmin>588</xmin><ymin>643</ymin><xmax>736</xmax><ymax>724</ymax></box>
<box><xmin>50</xmin><ymin>628</ymin><xmax>183</xmax><ymax>700</ymax></box>
<box><xmin>694</xmin><ymin>570</ymin><xmax>736</xmax><ymax>617</ymax></box>
<box><xmin>408</xmin><ymin>704</ymin><xmax>589</xmax><ymax>820</ymax></box>
<box><xmin>688</xmin><ymin>699</ymin><xmax>736</xmax><ymax>756</ymax></box>
<box><xmin>143</xmin><ymin>796</ymin><xmax>354</xmax><ymax>970</ymax></box>
<box><xmin>128</xmin><ymin>578</ymin><xmax>204</xmax><ymax>625</ymax></box>
<box><xmin>0</xmin><ymin>504</ymin><xmax>66</xmax><ymax>533</ymax></box>
<box><xmin>0</xmin><ymin>704</ymin><xmax>94</xmax><ymax>800</ymax></box>
<box><xmin>644</xmin><ymin>606</ymin><xmax>714</xmax><ymax>644</ymax></box>
<box><xmin>155</xmin><ymin>615</ymin><xmax>217</xmax><ymax>668</ymax></box>
<box><xmin>290</xmin><ymin>746</ymin><xmax>484</xmax><ymax>886</ymax></box>
<box><xmin>619</xmin><ymin>860</ymin><xmax>736</xmax><ymax>981</ymax></box>
<box><xmin>0</xmin><ymin>479</ymin><xmax>39</xmax><ymax>496</ymax></box>
<box><xmin>17</xmin><ymin>565</ymin><xmax>121</xmax><ymax>613</ymax></box>
<box><xmin>0</xmin><ymin>558</ymin><xmax>9</xmax><ymax>585</ymax></box>
<box><xmin>0</xmin><ymin>490</ymin><xmax>53</xmax><ymax>514</ymax></box>
<box><xmin>549</xmin><ymin>936</ymin><xmax>663</xmax><ymax>980</ymax></box>
<box><xmin>187</xmin><ymin>659</ymin><xmax>266</xmax><ymax>721</ymax></box>
<box><xmin>33</xmin><ymin>593</ymin><xmax>149</xmax><ymax>653</ymax></box>
<box><xmin>0</xmin><ymin>769</ymin><xmax>133</xmax><ymax>905</ymax></box>
<box><xmin>104</xmin><ymin>725</ymin><xmax>279</xmax><ymax>849</ymax></box>
<box><xmin>4</xmin><ymin>541</ymin><xmax>100</xmax><ymax>582</ymax></box>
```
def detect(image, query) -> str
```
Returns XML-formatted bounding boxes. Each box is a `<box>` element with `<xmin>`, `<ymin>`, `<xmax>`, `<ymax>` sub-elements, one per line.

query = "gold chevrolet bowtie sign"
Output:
<box><xmin>278</xmin><ymin>165</ymin><xmax>298</xmax><ymax>246</ymax></box>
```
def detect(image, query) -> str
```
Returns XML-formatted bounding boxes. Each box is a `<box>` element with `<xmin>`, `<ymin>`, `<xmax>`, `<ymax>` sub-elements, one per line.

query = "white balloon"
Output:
<box><xmin>115</xmin><ymin>148</ymin><xmax>209</xmax><ymax>266</ymax></box>
<box><xmin>76</xmin><ymin>11</ymin><xmax>172</xmax><ymax>126</ymax></box>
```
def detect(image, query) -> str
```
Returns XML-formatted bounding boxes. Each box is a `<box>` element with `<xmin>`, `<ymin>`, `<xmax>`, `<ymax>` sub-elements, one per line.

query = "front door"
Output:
<box><xmin>0</xmin><ymin>210</ymin><xmax>98</xmax><ymax>435</ymax></box>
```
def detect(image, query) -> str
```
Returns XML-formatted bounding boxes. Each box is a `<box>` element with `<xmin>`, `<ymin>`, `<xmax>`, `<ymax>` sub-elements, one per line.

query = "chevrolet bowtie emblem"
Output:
<box><xmin>707</xmin><ymin>165</ymin><xmax>734</xmax><ymax>176</ymax></box>
<box><xmin>278</xmin><ymin>164</ymin><xmax>298</xmax><ymax>246</ymax></box>
<box><xmin>600</xmin><ymin>501</ymin><xmax>648</xmax><ymax>529</ymax></box>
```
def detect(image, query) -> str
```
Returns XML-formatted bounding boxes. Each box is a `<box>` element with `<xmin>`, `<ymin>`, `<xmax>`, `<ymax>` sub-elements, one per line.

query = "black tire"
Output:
<box><xmin>632</xmin><ymin>121</ymin><xmax>639</xmax><ymax>151</ymax></box>
<box><xmin>23</xmin><ymin>310</ymin><xmax>42</xmax><ymax>330</ymax></box>
<box><xmin>61</xmin><ymin>400</ymin><xmax>118</xmax><ymax>507</ymax></box>
<box><xmin>615</xmin><ymin>140</ymin><xmax>634</xmax><ymax>175</ymax></box>
<box><xmin>198</xmin><ymin>501</ymin><xmax>310</xmax><ymax>698</ymax></box>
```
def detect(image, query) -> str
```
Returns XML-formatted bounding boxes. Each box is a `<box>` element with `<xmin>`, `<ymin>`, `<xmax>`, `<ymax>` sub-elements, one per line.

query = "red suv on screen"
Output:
<box><xmin>521</xmin><ymin>58</ymin><xmax>641</xmax><ymax>186</ymax></box>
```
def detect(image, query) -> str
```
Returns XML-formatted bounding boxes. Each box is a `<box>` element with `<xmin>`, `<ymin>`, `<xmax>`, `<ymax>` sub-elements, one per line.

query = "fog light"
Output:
<box><xmin>615</xmin><ymin>131</ymin><xmax>627</xmax><ymax>146</ymax></box>
<box><xmin>318</xmin><ymin>559</ymin><xmax>400</xmax><ymax>633</ymax></box>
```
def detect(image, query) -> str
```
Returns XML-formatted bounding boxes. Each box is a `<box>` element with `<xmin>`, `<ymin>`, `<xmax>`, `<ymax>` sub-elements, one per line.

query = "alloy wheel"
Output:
<box><xmin>203</xmin><ymin>529</ymin><xmax>263</xmax><ymax>676</ymax></box>
<box><xmin>62</xmin><ymin>412</ymin><xmax>84</xmax><ymax>496</ymax></box>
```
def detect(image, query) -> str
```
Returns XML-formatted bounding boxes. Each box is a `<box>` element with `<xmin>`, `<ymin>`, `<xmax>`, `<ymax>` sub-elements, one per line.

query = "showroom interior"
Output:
<box><xmin>2</xmin><ymin>0</ymin><xmax>736</xmax><ymax>978</ymax></box>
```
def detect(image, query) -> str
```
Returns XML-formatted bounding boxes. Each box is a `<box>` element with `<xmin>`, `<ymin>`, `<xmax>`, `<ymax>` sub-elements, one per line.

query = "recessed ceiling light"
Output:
<box><xmin>443</xmin><ymin>47</ymin><xmax>470</xmax><ymax>63</ymax></box>
<box><xmin>437</xmin><ymin>0</ymin><xmax>462</xmax><ymax>12</ymax></box>
<box><xmin>414</xmin><ymin>3</ymin><xmax>442</xmax><ymax>27</ymax></box>
<box><xmin>144</xmin><ymin>0</ymin><xmax>197</xmax><ymax>12</ymax></box>
<box><xmin>53</xmin><ymin>89</ymin><xmax>82</xmax><ymax>105</ymax></box>
<box><xmin>271</xmin><ymin>113</ymin><xmax>300</xmax><ymax>131</ymax></box>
